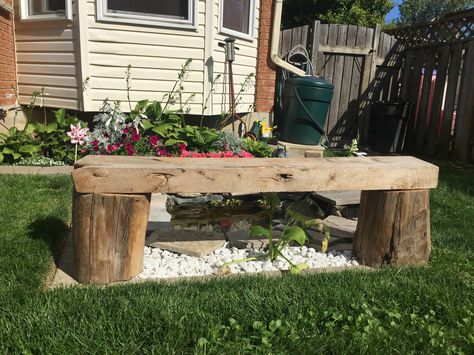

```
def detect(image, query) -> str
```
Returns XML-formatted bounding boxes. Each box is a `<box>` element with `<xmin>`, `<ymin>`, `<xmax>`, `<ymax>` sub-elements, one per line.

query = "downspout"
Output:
<box><xmin>270</xmin><ymin>0</ymin><xmax>306</xmax><ymax>76</ymax></box>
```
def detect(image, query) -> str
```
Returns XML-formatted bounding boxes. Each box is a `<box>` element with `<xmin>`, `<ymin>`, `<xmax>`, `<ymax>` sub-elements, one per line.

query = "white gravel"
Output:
<box><xmin>136</xmin><ymin>243</ymin><xmax>359</xmax><ymax>280</ymax></box>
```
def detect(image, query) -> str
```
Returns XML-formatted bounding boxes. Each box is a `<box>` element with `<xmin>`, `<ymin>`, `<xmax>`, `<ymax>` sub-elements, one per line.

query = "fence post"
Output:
<box><xmin>358</xmin><ymin>24</ymin><xmax>380</xmax><ymax>145</ymax></box>
<box><xmin>310</xmin><ymin>20</ymin><xmax>321</xmax><ymax>75</ymax></box>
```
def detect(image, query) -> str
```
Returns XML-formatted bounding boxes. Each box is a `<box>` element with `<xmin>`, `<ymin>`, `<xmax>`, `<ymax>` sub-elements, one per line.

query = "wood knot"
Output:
<box><xmin>278</xmin><ymin>173</ymin><xmax>293</xmax><ymax>181</ymax></box>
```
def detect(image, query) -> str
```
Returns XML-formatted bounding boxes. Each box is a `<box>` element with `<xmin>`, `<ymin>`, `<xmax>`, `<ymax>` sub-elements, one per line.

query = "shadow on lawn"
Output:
<box><xmin>27</xmin><ymin>216</ymin><xmax>70</xmax><ymax>265</ymax></box>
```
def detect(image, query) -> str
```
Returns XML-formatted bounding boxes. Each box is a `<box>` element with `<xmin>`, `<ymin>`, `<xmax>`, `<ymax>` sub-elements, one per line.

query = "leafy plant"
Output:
<box><xmin>244</xmin><ymin>138</ymin><xmax>274</xmax><ymax>157</ymax></box>
<box><xmin>222</xmin><ymin>193</ymin><xmax>309</xmax><ymax>274</ymax></box>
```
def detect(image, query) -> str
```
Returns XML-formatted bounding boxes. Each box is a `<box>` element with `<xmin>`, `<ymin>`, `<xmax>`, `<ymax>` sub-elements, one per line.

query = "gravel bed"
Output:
<box><xmin>136</xmin><ymin>244</ymin><xmax>359</xmax><ymax>279</ymax></box>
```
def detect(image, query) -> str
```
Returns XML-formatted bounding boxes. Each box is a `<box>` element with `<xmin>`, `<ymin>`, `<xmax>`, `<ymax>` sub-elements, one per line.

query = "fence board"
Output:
<box><xmin>414</xmin><ymin>49</ymin><xmax>436</xmax><ymax>152</ymax></box>
<box><xmin>425</xmin><ymin>45</ymin><xmax>450</xmax><ymax>155</ymax></box>
<box><xmin>454</xmin><ymin>40</ymin><xmax>474</xmax><ymax>162</ymax></box>
<box><xmin>438</xmin><ymin>44</ymin><xmax>463</xmax><ymax>157</ymax></box>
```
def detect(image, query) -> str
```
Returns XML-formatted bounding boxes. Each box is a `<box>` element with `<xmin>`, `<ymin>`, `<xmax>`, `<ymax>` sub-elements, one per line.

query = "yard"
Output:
<box><xmin>0</xmin><ymin>161</ymin><xmax>472</xmax><ymax>353</ymax></box>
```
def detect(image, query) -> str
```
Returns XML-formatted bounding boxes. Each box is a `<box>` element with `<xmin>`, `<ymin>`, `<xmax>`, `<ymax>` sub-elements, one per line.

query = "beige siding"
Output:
<box><xmin>85</xmin><ymin>0</ymin><xmax>206</xmax><ymax>113</ymax></box>
<box><xmin>208</xmin><ymin>0</ymin><xmax>259</xmax><ymax>115</ymax></box>
<box><xmin>14</xmin><ymin>2</ymin><xmax>80</xmax><ymax>110</ymax></box>
<box><xmin>13</xmin><ymin>0</ymin><xmax>261</xmax><ymax>115</ymax></box>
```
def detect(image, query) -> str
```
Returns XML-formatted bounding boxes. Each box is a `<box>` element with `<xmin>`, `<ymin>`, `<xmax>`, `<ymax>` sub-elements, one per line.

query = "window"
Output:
<box><xmin>220</xmin><ymin>0</ymin><xmax>254</xmax><ymax>40</ymax></box>
<box><xmin>97</xmin><ymin>0</ymin><xmax>196</xmax><ymax>29</ymax></box>
<box><xmin>20</xmin><ymin>0</ymin><xmax>72</xmax><ymax>20</ymax></box>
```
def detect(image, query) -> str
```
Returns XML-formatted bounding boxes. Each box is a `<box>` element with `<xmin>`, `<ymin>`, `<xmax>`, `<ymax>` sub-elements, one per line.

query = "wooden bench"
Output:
<box><xmin>72</xmin><ymin>155</ymin><xmax>439</xmax><ymax>284</ymax></box>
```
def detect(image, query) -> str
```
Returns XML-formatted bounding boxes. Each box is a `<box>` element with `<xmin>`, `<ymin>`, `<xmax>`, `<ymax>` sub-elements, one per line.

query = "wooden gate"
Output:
<box><xmin>279</xmin><ymin>23</ymin><xmax>402</xmax><ymax>147</ymax></box>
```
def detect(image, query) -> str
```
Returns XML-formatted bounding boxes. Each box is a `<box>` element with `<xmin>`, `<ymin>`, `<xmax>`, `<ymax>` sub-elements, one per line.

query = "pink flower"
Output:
<box><xmin>131</xmin><ymin>130</ymin><xmax>141</xmax><ymax>142</ymax></box>
<box><xmin>223</xmin><ymin>151</ymin><xmax>234</xmax><ymax>158</ymax></box>
<box><xmin>67</xmin><ymin>124</ymin><xmax>89</xmax><ymax>145</ymax></box>
<box><xmin>157</xmin><ymin>147</ymin><xmax>168</xmax><ymax>156</ymax></box>
<box><xmin>240</xmin><ymin>149</ymin><xmax>254</xmax><ymax>158</ymax></box>
<box><xmin>149</xmin><ymin>135</ymin><xmax>159</xmax><ymax>146</ymax></box>
<box><xmin>178</xmin><ymin>143</ymin><xmax>187</xmax><ymax>152</ymax></box>
<box><xmin>180</xmin><ymin>150</ymin><xmax>189</xmax><ymax>157</ymax></box>
<box><xmin>122</xmin><ymin>127</ymin><xmax>129</xmax><ymax>134</ymax></box>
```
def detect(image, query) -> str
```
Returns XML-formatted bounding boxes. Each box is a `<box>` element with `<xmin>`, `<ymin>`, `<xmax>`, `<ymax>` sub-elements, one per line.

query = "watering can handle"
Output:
<box><xmin>293</xmin><ymin>86</ymin><xmax>327</xmax><ymax>138</ymax></box>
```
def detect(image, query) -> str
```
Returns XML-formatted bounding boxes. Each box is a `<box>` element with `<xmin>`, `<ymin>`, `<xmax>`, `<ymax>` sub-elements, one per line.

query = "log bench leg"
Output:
<box><xmin>72</xmin><ymin>190</ymin><xmax>151</xmax><ymax>284</ymax></box>
<box><xmin>353</xmin><ymin>189</ymin><xmax>431</xmax><ymax>267</ymax></box>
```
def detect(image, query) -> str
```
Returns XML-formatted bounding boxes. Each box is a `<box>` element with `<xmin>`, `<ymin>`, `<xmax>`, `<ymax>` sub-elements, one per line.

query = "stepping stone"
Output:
<box><xmin>226</xmin><ymin>230</ymin><xmax>281</xmax><ymax>251</ymax></box>
<box><xmin>147</xmin><ymin>229</ymin><xmax>226</xmax><ymax>257</ymax></box>
<box><xmin>312</xmin><ymin>190</ymin><xmax>361</xmax><ymax>206</ymax></box>
<box><xmin>321</xmin><ymin>215</ymin><xmax>357</xmax><ymax>240</ymax></box>
<box><xmin>149</xmin><ymin>194</ymin><xmax>172</xmax><ymax>222</ymax></box>
<box><xmin>306</xmin><ymin>230</ymin><xmax>341</xmax><ymax>246</ymax></box>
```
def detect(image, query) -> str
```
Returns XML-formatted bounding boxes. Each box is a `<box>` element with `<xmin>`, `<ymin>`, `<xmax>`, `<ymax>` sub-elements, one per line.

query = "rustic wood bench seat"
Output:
<box><xmin>72</xmin><ymin>155</ymin><xmax>439</xmax><ymax>284</ymax></box>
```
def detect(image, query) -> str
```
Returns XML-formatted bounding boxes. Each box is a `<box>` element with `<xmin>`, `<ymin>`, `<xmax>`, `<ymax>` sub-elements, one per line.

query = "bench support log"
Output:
<box><xmin>72</xmin><ymin>190</ymin><xmax>151</xmax><ymax>284</ymax></box>
<box><xmin>353</xmin><ymin>189</ymin><xmax>431</xmax><ymax>267</ymax></box>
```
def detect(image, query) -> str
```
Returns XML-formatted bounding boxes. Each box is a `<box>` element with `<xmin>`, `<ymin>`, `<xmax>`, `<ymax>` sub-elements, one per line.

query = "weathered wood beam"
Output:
<box><xmin>73</xmin><ymin>156</ymin><xmax>439</xmax><ymax>194</ymax></box>
<box><xmin>73</xmin><ymin>190</ymin><xmax>151</xmax><ymax>284</ymax></box>
<box><xmin>353</xmin><ymin>189</ymin><xmax>431</xmax><ymax>267</ymax></box>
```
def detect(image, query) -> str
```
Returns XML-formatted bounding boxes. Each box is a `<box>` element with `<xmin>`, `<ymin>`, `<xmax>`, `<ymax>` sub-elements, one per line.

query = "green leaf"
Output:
<box><xmin>290</xmin><ymin>262</ymin><xmax>309</xmax><ymax>274</ymax></box>
<box><xmin>146</xmin><ymin>101</ymin><xmax>162</xmax><ymax>120</ymax></box>
<box><xmin>281</xmin><ymin>226</ymin><xmax>307</xmax><ymax>246</ymax></box>
<box><xmin>54</xmin><ymin>108</ymin><xmax>66</xmax><ymax>125</ymax></box>
<box><xmin>0</xmin><ymin>152</ymin><xmax>3</xmax><ymax>163</ymax></box>
<box><xmin>2</xmin><ymin>147</ymin><xmax>15</xmax><ymax>155</ymax></box>
<box><xmin>45</xmin><ymin>122</ymin><xmax>58</xmax><ymax>133</ymax></box>
<box><xmin>134</xmin><ymin>99</ymin><xmax>149</xmax><ymax>112</ymax></box>
<box><xmin>249</xmin><ymin>225</ymin><xmax>271</xmax><ymax>238</ymax></box>
<box><xmin>164</xmin><ymin>139</ymin><xmax>187</xmax><ymax>147</ymax></box>
<box><xmin>19</xmin><ymin>145</ymin><xmax>40</xmax><ymax>155</ymax></box>
<box><xmin>263</xmin><ymin>193</ymin><xmax>281</xmax><ymax>209</ymax></box>
<box><xmin>26</xmin><ymin>122</ymin><xmax>45</xmax><ymax>133</ymax></box>
<box><xmin>152</xmin><ymin>124</ymin><xmax>173</xmax><ymax>137</ymax></box>
<box><xmin>141</xmin><ymin>119</ymin><xmax>155</xmax><ymax>131</ymax></box>
<box><xmin>8</xmin><ymin>127</ymin><xmax>18</xmax><ymax>136</ymax></box>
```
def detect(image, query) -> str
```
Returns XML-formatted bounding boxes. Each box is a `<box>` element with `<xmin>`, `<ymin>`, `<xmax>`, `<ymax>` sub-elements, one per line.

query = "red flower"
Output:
<box><xmin>132</xmin><ymin>130</ymin><xmax>141</xmax><ymax>142</ymax></box>
<box><xmin>149</xmin><ymin>135</ymin><xmax>159</xmax><ymax>146</ymax></box>
<box><xmin>122</xmin><ymin>127</ymin><xmax>129</xmax><ymax>134</ymax></box>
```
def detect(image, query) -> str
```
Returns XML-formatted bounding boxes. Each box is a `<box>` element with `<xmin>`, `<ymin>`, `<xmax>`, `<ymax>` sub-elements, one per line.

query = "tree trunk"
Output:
<box><xmin>353</xmin><ymin>189</ymin><xmax>431</xmax><ymax>267</ymax></box>
<box><xmin>73</xmin><ymin>190</ymin><xmax>151</xmax><ymax>284</ymax></box>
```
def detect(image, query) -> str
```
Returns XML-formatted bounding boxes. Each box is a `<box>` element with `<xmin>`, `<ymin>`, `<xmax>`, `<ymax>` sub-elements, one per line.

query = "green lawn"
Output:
<box><xmin>0</xmin><ymin>162</ymin><xmax>473</xmax><ymax>354</ymax></box>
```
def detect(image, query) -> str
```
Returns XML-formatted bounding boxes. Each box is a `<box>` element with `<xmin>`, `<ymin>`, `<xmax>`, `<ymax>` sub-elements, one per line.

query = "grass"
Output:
<box><xmin>0</xmin><ymin>162</ymin><xmax>473</xmax><ymax>354</ymax></box>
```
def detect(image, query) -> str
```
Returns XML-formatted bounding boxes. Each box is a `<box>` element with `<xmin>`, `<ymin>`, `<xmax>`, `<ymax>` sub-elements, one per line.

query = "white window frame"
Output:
<box><xmin>20</xmin><ymin>0</ymin><xmax>72</xmax><ymax>21</ymax></box>
<box><xmin>220</xmin><ymin>0</ymin><xmax>255</xmax><ymax>41</ymax></box>
<box><xmin>96</xmin><ymin>0</ymin><xmax>197</xmax><ymax>30</ymax></box>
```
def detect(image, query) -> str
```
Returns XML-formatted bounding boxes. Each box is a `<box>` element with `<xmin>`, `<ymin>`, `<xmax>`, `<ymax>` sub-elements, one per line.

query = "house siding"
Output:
<box><xmin>13</xmin><ymin>0</ymin><xmax>80</xmax><ymax>110</ymax></box>
<box><xmin>0</xmin><ymin>0</ymin><xmax>16</xmax><ymax>107</ymax></box>
<box><xmin>85</xmin><ymin>0</ymin><xmax>206</xmax><ymax>113</ymax></box>
<box><xmin>209</xmin><ymin>0</ymin><xmax>260</xmax><ymax>115</ymax></box>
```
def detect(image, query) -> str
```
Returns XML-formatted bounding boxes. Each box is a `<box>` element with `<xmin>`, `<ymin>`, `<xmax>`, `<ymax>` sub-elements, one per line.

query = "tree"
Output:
<box><xmin>397</xmin><ymin>0</ymin><xmax>474</xmax><ymax>25</ymax></box>
<box><xmin>282</xmin><ymin>0</ymin><xmax>394</xmax><ymax>29</ymax></box>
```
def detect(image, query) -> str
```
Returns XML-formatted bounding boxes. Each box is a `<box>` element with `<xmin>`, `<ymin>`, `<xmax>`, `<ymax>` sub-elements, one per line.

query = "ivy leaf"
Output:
<box><xmin>152</xmin><ymin>124</ymin><xmax>173</xmax><ymax>137</ymax></box>
<box><xmin>141</xmin><ymin>119</ymin><xmax>154</xmax><ymax>131</ymax></box>
<box><xmin>281</xmin><ymin>226</ymin><xmax>307</xmax><ymax>246</ymax></box>
<box><xmin>26</xmin><ymin>122</ymin><xmax>45</xmax><ymax>133</ymax></box>
<box><xmin>249</xmin><ymin>225</ymin><xmax>271</xmax><ymax>238</ymax></box>
<box><xmin>164</xmin><ymin>138</ymin><xmax>187</xmax><ymax>147</ymax></box>
<box><xmin>54</xmin><ymin>108</ymin><xmax>66</xmax><ymax>125</ymax></box>
<box><xmin>19</xmin><ymin>145</ymin><xmax>40</xmax><ymax>155</ymax></box>
<box><xmin>290</xmin><ymin>262</ymin><xmax>309</xmax><ymax>274</ymax></box>
<box><xmin>146</xmin><ymin>101</ymin><xmax>162</xmax><ymax>120</ymax></box>
<box><xmin>45</xmin><ymin>122</ymin><xmax>58</xmax><ymax>133</ymax></box>
<box><xmin>134</xmin><ymin>99</ymin><xmax>149</xmax><ymax>112</ymax></box>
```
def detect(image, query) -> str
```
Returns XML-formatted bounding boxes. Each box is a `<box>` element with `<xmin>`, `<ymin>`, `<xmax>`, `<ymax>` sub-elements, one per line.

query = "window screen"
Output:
<box><xmin>28</xmin><ymin>0</ymin><xmax>65</xmax><ymax>15</ymax></box>
<box><xmin>222</xmin><ymin>0</ymin><xmax>251</xmax><ymax>35</ymax></box>
<box><xmin>106</xmin><ymin>0</ymin><xmax>189</xmax><ymax>20</ymax></box>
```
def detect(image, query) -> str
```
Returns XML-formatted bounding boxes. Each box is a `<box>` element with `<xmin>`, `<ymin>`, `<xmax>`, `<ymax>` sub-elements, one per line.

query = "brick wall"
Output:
<box><xmin>0</xmin><ymin>0</ymin><xmax>16</xmax><ymax>107</ymax></box>
<box><xmin>255</xmin><ymin>0</ymin><xmax>277</xmax><ymax>113</ymax></box>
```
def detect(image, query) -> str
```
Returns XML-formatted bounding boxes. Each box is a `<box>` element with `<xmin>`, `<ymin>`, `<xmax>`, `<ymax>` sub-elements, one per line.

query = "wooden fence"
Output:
<box><xmin>388</xmin><ymin>10</ymin><xmax>474</xmax><ymax>162</ymax></box>
<box><xmin>280</xmin><ymin>11</ymin><xmax>474</xmax><ymax>162</ymax></box>
<box><xmin>279</xmin><ymin>22</ymin><xmax>403</xmax><ymax>147</ymax></box>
